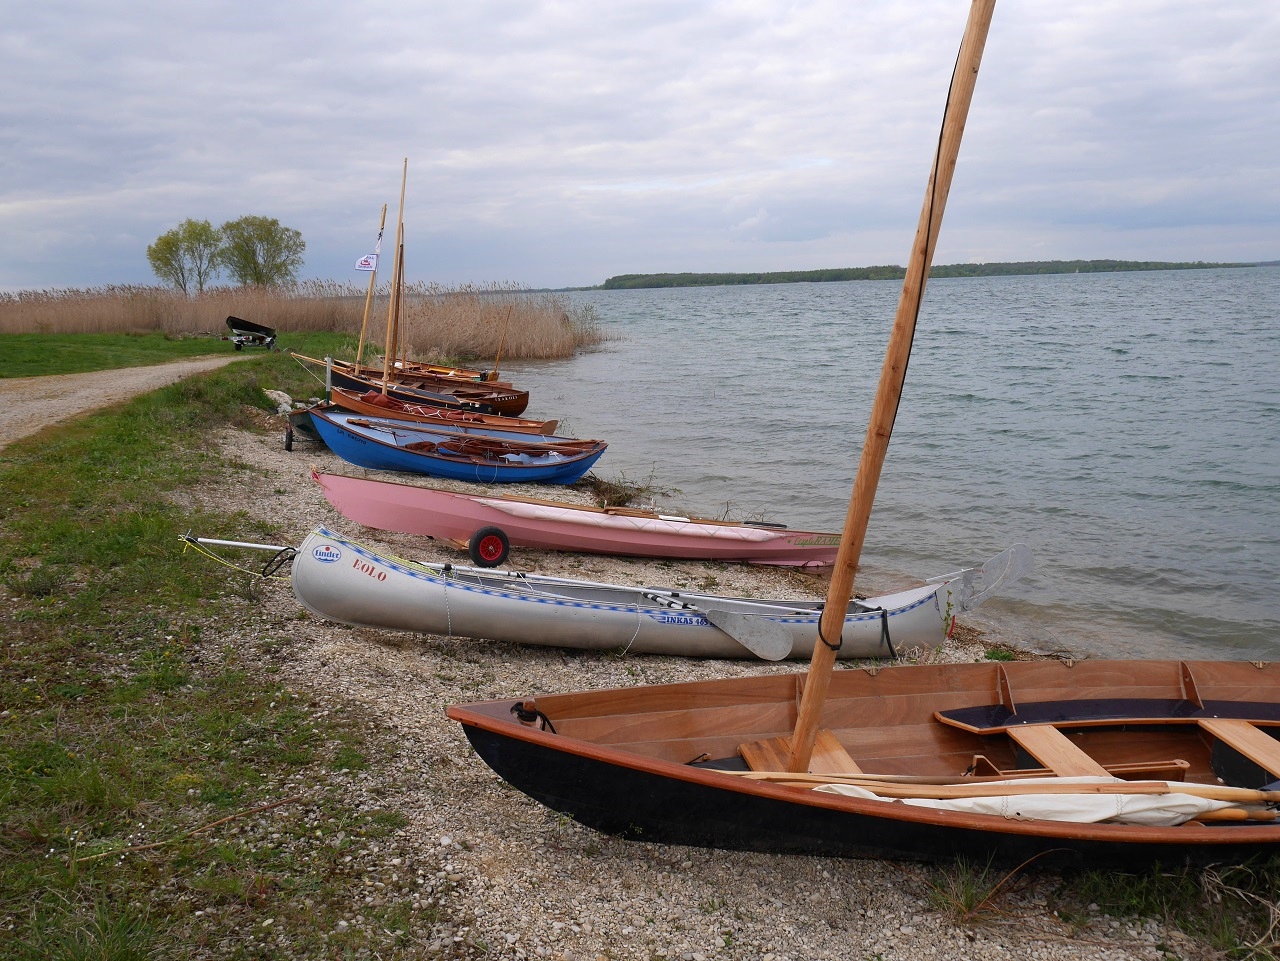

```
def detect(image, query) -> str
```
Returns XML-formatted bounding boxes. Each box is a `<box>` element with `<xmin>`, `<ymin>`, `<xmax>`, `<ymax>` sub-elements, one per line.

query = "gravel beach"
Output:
<box><xmin>177</xmin><ymin>402</ymin><xmax>1208</xmax><ymax>961</ymax></box>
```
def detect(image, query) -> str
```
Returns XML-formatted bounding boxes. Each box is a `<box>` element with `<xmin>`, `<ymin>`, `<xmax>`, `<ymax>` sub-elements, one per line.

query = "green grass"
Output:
<box><xmin>0</xmin><ymin>352</ymin><xmax>448</xmax><ymax>959</ymax></box>
<box><xmin>0</xmin><ymin>331</ymin><xmax>361</xmax><ymax>379</ymax></box>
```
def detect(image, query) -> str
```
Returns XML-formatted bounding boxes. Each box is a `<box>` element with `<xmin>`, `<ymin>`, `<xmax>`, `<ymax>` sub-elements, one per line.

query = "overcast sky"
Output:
<box><xmin>3</xmin><ymin>0</ymin><xmax>1277</xmax><ymax>291</ymax></box>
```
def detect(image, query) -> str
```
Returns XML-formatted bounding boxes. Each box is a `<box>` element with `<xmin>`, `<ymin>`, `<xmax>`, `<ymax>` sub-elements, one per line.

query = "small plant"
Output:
<box><xmin>927</xmin><ymin>853</ymin><xmax>1046</xmax><ymax>924</ymax></box>
<box><xmin>578</xmin><ymin>468</ymin><xmax>679</xmax><ymax>508</ymax></box>
<box><xmin>984</xmin><ymin>647</ymin><xmax>1016</xmax><ymax>661</ymax></box>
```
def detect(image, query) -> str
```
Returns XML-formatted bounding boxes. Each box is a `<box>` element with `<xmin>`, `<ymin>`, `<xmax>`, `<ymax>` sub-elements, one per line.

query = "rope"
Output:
<box><xmin>180</xmin><ymin>536</ymin><xmax>294</xmax><ymax>580</ymax></box>
<box><xmin>510</xmin><ymin>702</ymin><xmax>556</xmax><ymax>733</ymax></box>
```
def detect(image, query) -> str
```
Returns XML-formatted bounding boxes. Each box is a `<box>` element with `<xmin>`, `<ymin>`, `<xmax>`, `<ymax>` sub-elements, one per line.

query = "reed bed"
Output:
<box><xmin>0</xmin><ymin>281</ymin><xmax>610</xmax><ymax>361</ymax></box>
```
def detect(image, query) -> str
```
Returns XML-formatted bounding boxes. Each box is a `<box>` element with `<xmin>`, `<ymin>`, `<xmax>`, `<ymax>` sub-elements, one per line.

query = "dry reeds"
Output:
<box><xmin>0</xmin><ymin>281</ymin><xmax>611</xmax><ymax>361</ymax></box>
<box><xmin>395</xmin><ymin>282</ymin><xmax>611</xmax><ymax>364</ymax></box>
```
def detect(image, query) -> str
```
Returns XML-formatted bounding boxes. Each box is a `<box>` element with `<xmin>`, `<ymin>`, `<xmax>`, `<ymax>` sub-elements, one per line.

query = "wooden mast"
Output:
<box><xmin>786</xmin><ymin>0</ymin><xmax>997</xmax><ymax>773</ymax></box>
<box><xmin>354</xmin><ymin>203</ymin><xmax>388</xmax><ymax>378</ymax></box>
<box><xmin>381</xmin><ymin>158</ymin><xmax>408</xmax><ymax>395</ymax></box>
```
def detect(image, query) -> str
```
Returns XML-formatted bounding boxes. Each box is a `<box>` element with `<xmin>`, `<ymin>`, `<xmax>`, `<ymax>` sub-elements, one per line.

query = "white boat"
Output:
<box><xmin>290</xmin><ymin>527</ymin><xmax>1030</xmax><ymax>660</ymax></box>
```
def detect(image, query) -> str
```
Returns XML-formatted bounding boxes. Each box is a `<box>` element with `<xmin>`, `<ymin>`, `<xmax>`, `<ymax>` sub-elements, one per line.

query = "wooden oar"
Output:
<box><xmin>786</xmin><ymin>0</ymin><xmax>998</xmax><ymax>773</ymax></box>
<box><xmin>726</xmin><ymin>770</ymin><xmax>1280</xmax><ymax>804</ymax></box>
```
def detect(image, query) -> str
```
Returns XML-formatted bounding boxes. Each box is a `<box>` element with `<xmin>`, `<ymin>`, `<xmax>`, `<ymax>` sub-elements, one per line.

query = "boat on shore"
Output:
<box><xmin>291</xmin><ymin>527</ymin><xmax>1009</xmax><ymax>659</ymax></box>
<box><xmin>329</xmin><ymin>386</ymin><xmax>558</xmax><ymax>434</ymax></box>
<box><xmin>292</xmin><ymin>352</ymin><xmax>531</xmax><ymax>417</ymax></box>
<box><xmin>310</xmin><ymin>410</ymin><xmax>606</xmax><ymax>484</ymax></box>
<box><xmin>311</xmin><ymin>470</ymin><xmax>843</xmax><ymax>568</ymax></box>
<box><xmin>447</xmin><ymin>659</ymin><xmax>1280</xmax><ymax>865</ymax></box>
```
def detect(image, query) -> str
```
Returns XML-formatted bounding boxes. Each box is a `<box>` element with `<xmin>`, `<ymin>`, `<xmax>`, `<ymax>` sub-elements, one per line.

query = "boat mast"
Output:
<box><xmin>381</xmin><ymin>158</ymin><xmax>408</xmax><ymax>395</ymax></box>
<box><xmin>787</xmin><ymin>0</ymin><xmax>997</xmax><ymax>773</ymax></box>
<box><xmin>354</xmin><ymin>203</ymin><xmax>388</xmax><ymax>378</ymax></box>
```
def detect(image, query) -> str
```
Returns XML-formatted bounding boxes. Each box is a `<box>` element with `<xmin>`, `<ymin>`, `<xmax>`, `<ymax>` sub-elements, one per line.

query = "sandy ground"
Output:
<box><xmin>0</xmin><ymin>355</ymin><xmax>248</xmax><ymax>451</ymax></box>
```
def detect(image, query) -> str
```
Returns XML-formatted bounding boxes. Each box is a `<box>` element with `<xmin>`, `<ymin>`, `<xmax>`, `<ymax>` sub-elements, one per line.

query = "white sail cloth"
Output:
<box><xmin>813</xmin><ymin>777</ymin><xmax>1235</xmax><ymax>826</ymax></box>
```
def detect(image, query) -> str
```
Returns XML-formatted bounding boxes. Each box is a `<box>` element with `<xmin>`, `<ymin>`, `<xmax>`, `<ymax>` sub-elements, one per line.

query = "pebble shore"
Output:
<box><xmin>187</xmin><ymin>409</ymin><xmax>1207</xmax><ymax>961</ymax></box>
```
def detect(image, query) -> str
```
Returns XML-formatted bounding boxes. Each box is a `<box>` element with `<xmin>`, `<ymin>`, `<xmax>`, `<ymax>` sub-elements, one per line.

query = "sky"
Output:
<box><xmin>2</xmin><ymin>0</ymin><xmax>1277</xmax><ymax>291</ymax></box>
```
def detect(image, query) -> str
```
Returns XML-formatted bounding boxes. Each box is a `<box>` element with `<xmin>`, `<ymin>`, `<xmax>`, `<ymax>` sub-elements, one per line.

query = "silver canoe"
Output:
<box><xmin>292</xmin><ymin>527</ymin><xmax>1030</xmax><ymax>660</ymax></box>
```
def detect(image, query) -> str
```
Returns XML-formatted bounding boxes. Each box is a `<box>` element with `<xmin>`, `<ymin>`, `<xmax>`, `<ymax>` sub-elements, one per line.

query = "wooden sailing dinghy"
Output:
<box><xmin>311</xmin><ymin>470</ymin><xmax>843</xmax><ymax>568</ymax></box>
<box><xmin>328</xmin><ymin>386</ymin><xmax>558</xmax><ymax>435</ymax></box>
<box><xmin>447</xmin><ymin>1</ymin><xmax>1280</xmax><ymax>863</ymax></box>
<box><xmin>446</xmin><ymin>660</ymin><xmax>1280</xmax><ymax>864</ymax></box>
<box><xmin>290</xmin><ymin>527</ymin><xmax>1001</xmax><ymax>659</ymax></box>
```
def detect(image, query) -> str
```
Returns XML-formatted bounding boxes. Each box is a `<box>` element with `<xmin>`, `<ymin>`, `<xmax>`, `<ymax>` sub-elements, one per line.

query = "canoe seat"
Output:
<box><xmin>1198</xmin><ymin>718</ymin><xmax>1280</xmax><ymax>777</ymax></box>
<box><xmin>1006</xmin><ymin>724</ymin><xmax>1109</xmax><ymax>777</ymax></box>
<box><xmin>739</xmin><ymin>730</ymin><xmax>862</xmax><ymax>775</ymax></box>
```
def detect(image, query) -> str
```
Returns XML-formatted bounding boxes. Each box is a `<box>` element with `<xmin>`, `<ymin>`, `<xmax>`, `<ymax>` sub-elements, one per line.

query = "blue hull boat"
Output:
<box><xmin>310</xmin><ymin>410</ymin><xmax>606</xmax><ymax>484</ymax></box>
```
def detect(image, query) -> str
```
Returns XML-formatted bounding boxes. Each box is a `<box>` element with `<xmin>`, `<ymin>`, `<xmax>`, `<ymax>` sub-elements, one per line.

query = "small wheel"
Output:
<box><xmin>234</xmin><ymin>342</ymin><xmax>243</xmax><ymax>351</ymax></box>
<box><xmin>468</xmin><ymin>526</ymin><xmax>510</xmax><ymax>567</ymax></box>
<box><xmin>284</xmin><ymin>426</ymin><xmax>294</xmax><ymax>451</ymax></box>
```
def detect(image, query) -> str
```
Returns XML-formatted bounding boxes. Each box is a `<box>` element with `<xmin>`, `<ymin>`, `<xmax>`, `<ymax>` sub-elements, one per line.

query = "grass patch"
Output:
<box><xmin>0</xmin><ymin>332</ymin><xmax>236</xmax><ymax>379</ymax></box>
<box><xmin>0</xmin><ymin>358</ymin><xmax>454</xmax><ymax>958</ymax></box>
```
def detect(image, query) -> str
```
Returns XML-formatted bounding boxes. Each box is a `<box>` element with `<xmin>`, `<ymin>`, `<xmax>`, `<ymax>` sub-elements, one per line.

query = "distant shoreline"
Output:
<box><xmin>596</xmin><ymin>258</ymin><xmax>1261</xmax><ymax>290</ymax></box>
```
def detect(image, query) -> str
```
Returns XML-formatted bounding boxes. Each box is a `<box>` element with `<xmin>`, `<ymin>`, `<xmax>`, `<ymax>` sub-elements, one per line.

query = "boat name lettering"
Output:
<box><xmin>352</xmin><ymin>558</ymin><xmax>388</xmax><ymax>582</ymax></box>
<box><xmin>652</xmin><ymin>614</ymin><xmax>703</xmax><ymax>626</ymax></box>
<box><xmin>312</xmin><ymin>544</ymin><xmax>342</xmax><ymax>563</ymax></box>
<box><xmin>792</xmin><ymin>535</ymin><xmax>841</xmax><ymax>547</ymax></box>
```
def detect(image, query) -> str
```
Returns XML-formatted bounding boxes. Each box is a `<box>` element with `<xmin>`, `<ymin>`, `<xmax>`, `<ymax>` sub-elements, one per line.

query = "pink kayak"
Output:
<box><xmin>312</xmin><ymin>470</ymin><xmax>842</xmax><ymax>568</ymax></box>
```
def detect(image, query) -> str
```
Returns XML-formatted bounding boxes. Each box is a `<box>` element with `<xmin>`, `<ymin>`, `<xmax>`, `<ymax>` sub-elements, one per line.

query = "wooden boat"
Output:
<box><xmin>310</xmin><ymin>410</ymin><xmax>606</xmax><ymax>484</ymax></box>
<box><xmin>292</xmin><ymin>352</ymin><xmax>530</xmax><ymax>417</ymax></box>
<box><xmin>291</xmin><ymin>527</ymin><xmax>996</xmax><ymax>659</ymax></box>
<box><xmin>446</xmin><ymin>660</ymin><xmax>1280</xmax><ymax>864</ymax></box>
<box><xmin>443</xmin><ymin>3</ymin><xmax>1280</xmax><ymax>865</ymax></box>
<box><xmin>329</xmin><ymin>386</ymin><xmax>558</xmax><ymax>435</ymax></box>
<box><xmin>311</xmin><ymin>470</ymin><xmax>844</xmax><ymax>568</ymax></box>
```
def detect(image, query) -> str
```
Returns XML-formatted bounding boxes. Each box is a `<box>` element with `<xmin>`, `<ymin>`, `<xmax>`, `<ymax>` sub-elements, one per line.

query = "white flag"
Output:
<box><xmin>355</xmin><ymin>253</ymin><xmax>378</xmax><ymax>271</ymax></box>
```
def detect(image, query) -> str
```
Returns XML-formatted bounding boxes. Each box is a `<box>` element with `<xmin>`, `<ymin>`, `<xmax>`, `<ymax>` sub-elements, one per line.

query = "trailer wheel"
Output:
<box><xmin>468</xmin><ymin>526</ymin><xmax>510</xmax><ymax>567</ymax></box>
<box><xmin>284</xmin><ymin>426</ymin><xmax>294</xmax><ymax>452</ymax></box>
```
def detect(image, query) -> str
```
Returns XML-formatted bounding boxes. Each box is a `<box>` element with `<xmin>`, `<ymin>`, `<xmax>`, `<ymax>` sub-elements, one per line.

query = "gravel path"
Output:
<box><xmin>0</xmin><ymin>355</ymin><xmax>246</xmax><ymax>451</ymax></box>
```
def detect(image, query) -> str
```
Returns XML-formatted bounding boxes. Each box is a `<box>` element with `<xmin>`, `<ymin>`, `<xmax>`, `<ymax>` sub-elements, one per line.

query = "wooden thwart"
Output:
<box><xmin>1006</xmin><ymin>724</ymin><xmax>1109</xmax><ymax>777</ymax></box>
<box><xmin>1199</xmin><ymin>718</ymin><xmax>1280</xmax><ymax>777</ymax></box>
<box><xmin>741</xmin><ymin>730</ymin><xmax>862</xmax><ymax>776</ymax></box>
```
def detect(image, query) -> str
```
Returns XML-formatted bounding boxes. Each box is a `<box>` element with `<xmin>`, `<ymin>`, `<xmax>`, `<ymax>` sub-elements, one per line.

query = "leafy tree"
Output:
<box><xmin>146</xmin><ymin>218</ymin><xmax>222</xmax><ymax>294</ymax></box>
<box><xmin>218</xmin><ymin>215</ymin><xmax>306</xmax><ymax>286</ymax></box>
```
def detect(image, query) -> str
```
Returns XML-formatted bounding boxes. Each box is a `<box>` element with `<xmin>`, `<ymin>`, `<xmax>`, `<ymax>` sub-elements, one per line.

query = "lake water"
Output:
<box><xmin>503</xmin><ymin>267</ymin><xmax>1280</xmax><ymax>661</ymax></box>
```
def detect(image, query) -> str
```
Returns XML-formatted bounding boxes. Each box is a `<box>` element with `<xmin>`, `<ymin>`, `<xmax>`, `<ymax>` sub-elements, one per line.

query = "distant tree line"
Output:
<box><xmin>599</xmin><ymin>259</ymin><xmax>1251</xmax><ymax>290</ymax></box>
<box><xmin>147</xmin><ymin>216</ymin><xmax>306</xmax><ymax>294</ymax></box>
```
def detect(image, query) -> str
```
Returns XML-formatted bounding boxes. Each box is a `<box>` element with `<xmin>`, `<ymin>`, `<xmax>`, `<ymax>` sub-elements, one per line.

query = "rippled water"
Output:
<box><xmin>504</xmin><ymin>267</ymin><xmax>1280</xmax><ymax>660</ymax></box>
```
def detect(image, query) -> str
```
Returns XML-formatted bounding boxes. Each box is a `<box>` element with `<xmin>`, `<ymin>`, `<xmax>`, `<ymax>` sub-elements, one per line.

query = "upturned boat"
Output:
<box><xmin>291</xmin><ymin>527</ymin><xmax>1014</xmax><ymax>660</ymax></box>
<box><xmin>310</xmin><ymin>410</ymin><xmax>606</xmax><ymax>484</ymax></box>
<box><xmin>311</xmin><ymin>470</ymin><xmax>845</xmax><ymax>568</ymax></box>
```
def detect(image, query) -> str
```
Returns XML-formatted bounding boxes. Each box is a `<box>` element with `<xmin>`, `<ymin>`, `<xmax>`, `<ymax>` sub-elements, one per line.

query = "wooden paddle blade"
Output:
<box><xmin>704</xmin><ymin>609</ymin><xmax>793</xmax><ymax>661</ymax></box>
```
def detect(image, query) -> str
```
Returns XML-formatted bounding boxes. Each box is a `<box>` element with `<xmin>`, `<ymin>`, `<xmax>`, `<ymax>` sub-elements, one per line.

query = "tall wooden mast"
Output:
<box><xmin>787</xmin><ymin>0</ymin><xmax>997</xmax><ymax>773</ymax></box>
<box><xmin>353</xmin><ymin>203</ymin><xmax>388</xmax><ymax>378</ymax></box>
<box><xmin>381</xmin><ymin>158</ymin><xmax>408</xmax><ymax>395</ymax></box>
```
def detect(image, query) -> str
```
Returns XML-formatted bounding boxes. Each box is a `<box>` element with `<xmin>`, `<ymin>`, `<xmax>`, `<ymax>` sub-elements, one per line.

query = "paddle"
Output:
<box><xmin>926</xmin><ymin>543</ymin><xmax>1035</xmax><ymax>612</ymax></box>
<box><xmin>640</xmin><ymin>591</ymin><xmax>793</xmax><ymax>661</ymax></box>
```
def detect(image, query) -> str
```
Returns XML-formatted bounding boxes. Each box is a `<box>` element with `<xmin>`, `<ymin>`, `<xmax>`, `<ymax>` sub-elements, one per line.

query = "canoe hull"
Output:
<box><xmin>448</xmin><ymin>661</ymin><xmax>1280</xmax><ymax>865</ymax></box>
<box><xmin>311</xmin><ymin>412</ymin><xmax>605</xmax><ymax>485</ymax></box>
<box><xmin>312</xmin><ymin>472</ymin><xmax>841</xmax><ymax>567</ymax></box>
<box><xmin>292</xmin><ymin>528</ymin><xmax>949</xmax><ymax>658</ymax></box>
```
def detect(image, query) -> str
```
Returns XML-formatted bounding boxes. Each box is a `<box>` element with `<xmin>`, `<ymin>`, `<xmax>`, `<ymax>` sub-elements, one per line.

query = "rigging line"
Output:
<box><xmin>887</xmin><ymin>41</ymin><xmax>963</xmax><ymax>439</ymax></box>
<box><xmin>179</xmin><ymin>536</ymin><xmax>293</xmax><ymax>580</ymax></box>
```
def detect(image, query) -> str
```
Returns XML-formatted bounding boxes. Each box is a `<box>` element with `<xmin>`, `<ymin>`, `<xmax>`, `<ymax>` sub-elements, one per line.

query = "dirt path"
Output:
<box><xmin>0</xmin><ymin>355</ymin><xmax>248</xmax><ymax>451</ymax></box>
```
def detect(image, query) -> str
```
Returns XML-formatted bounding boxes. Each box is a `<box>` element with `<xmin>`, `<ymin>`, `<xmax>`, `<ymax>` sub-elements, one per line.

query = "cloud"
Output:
<box><xmin>1</xmin><ymin>0</ymin><xmax>1276</xmax><ymax>291</ymax></box>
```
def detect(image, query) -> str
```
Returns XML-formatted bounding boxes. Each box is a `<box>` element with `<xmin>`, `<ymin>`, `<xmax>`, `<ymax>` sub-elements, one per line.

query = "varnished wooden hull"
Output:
<box><xmin>447</xmin><ymin>660</ymin><xmax>1280</xmax><ymax>864</ymax></box>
